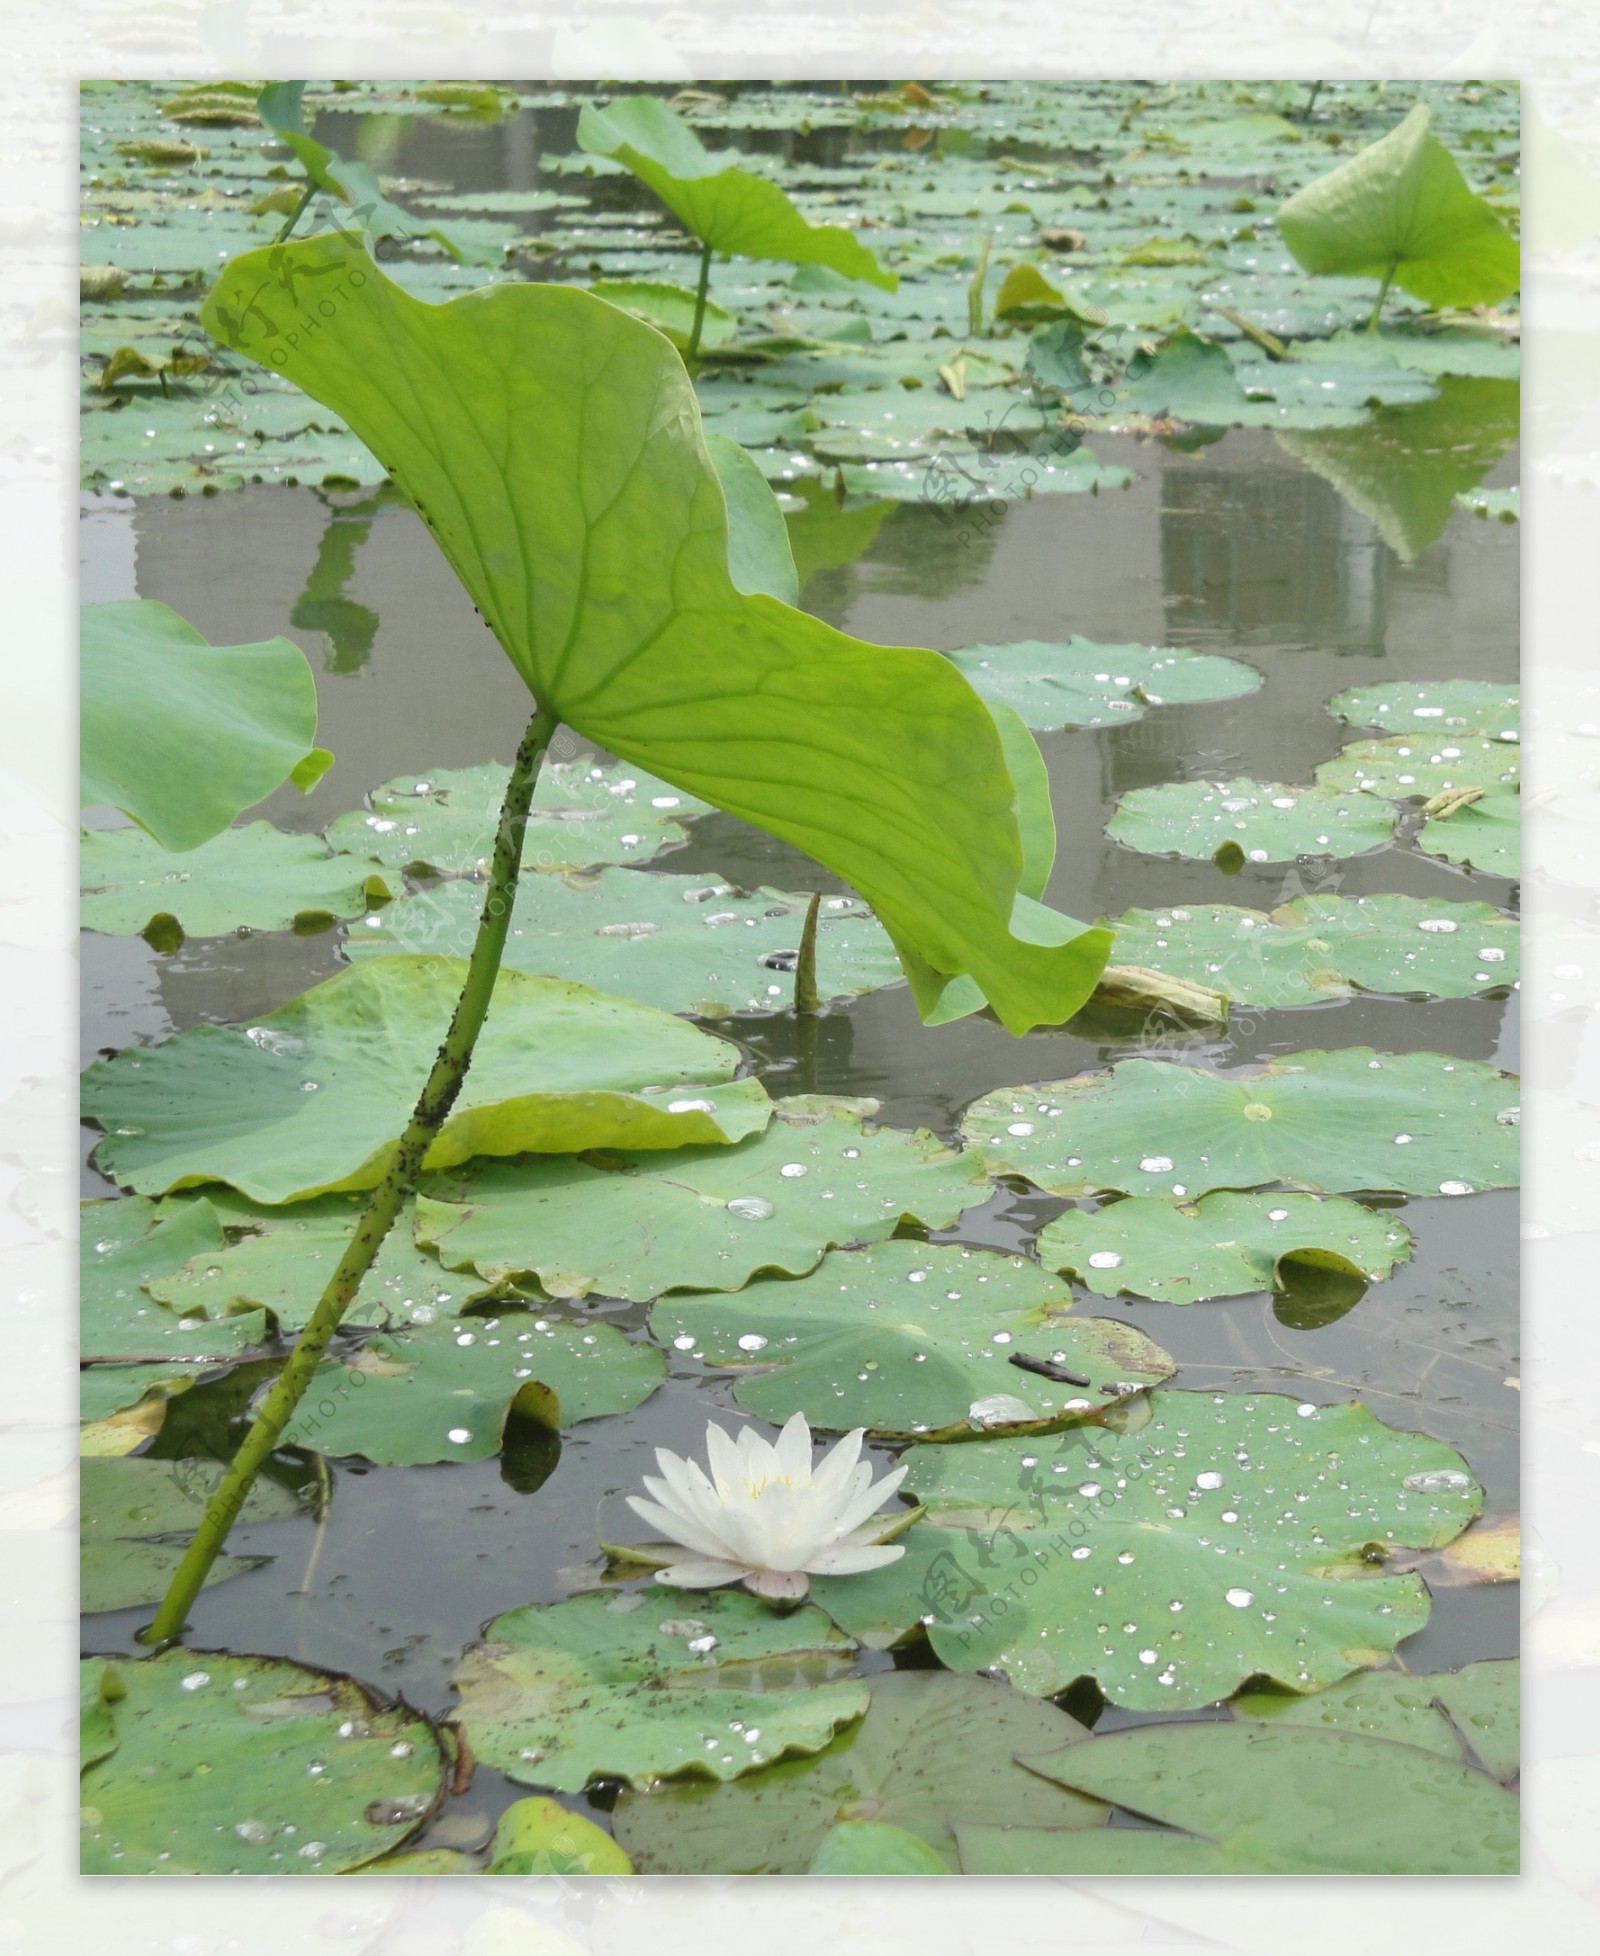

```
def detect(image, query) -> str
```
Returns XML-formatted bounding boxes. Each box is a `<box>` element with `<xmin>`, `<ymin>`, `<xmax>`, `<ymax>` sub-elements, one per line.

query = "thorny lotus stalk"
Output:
<box><xmin>687</xmin><ymin>238</ymin><xmax>714</xmax><ymax>361</ymax></box>
<box><xmin>144</xmin><ymin>704</ymin><xmax>559</xmax><ymax>1646</ymax></box>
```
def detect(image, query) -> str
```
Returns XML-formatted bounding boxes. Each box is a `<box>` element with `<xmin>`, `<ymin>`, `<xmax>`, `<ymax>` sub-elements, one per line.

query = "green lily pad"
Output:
<box><xmin>649</xmin><ymin>1241</ymin><xmax>1174</xmax><ymax>1440</ymax></box>
<box><xmin>1456</xmin><ymin>484</ymin><xmax>1520</xmax><ymax>522</ymax></box>
<box><xmin>612</xmin><ymin>1671</ymin><xmax>1104</xmax><ymax>1874</ymax></box>
<box><xmin>1109</xmin><ymin>327</ymin><xmax>1251</xmax><ymax>427</ymax></box>
<box><xmin>961</xmin><ymin>1047</ymin><xmax>1519</xmax><ymax>1199</ymax></box>
<box><xmin>80</xmin><ymin>1650</ymin><xmax>447</xmax><ymax>1874</ymax></box>
<box><xmin>324</xmin><ymin>758</ymin><xmax>710</xmax><ymax>878</ymax></box>
<box><xmin>350</xmin><ymin>869</ymin><xmax>903</xmax><ymax>1019</ymax></box>
<box><xmin>81</xmin><ymin>1364</ymin><xmax>203</xmax><ymax>1432</ymax></box>
<box><xmin>81</xmin><ymin>1456</ymin><xmax>303</xmax><ymax>1613</ymax></box>
<box><xmin>82</xmin><ymin>959</ymin><xmax>766</xmax><ymax>1203</ymax></box>
<box><xmin>485</xmin><ymin>1796</ymin><xmax>634</xmax><ymax>1875</ymax></box>
<box><xmin>81</xmin><ymin>601</ymin><xmax>329</xmax><ymax>853</ymax></box>
<box><xmin>419</xmin><ymin>1096</ymin><xmax>991</xmax><ymax>1302</ymax></box>
<box><xmin>836</xmin><ymin>445</ymin><xmax>1137</xmax><ymax>504</ymax></box>
<box><xmin>1315</xmin><ymin>734</ymin><xmax>1519</xmax><ymax>799</ymax></box>
<box><xmin>810</xmin><ymin>1392</ymin><xmax>1480</xmax><ymax>1708</ymax></box>
<box><xmin>588</xmin><ymin>278</ymin><xmax>738</xmax><ymax>353</ymax></box>
<box><xmin>1038</xmin><ymin>1192</ymin><xmax>1412</xmax><ymax>1303</ymax></box>
<box><xmin>1107</xmin><ymin>778</ymin><xmax>1397</xmax><ymax>866</ymax></box>
<box><xmin>280</xmin><ymin>1312</ymin><xmax>663</xmax><ymax>1463</ymax></box>
<box><xmin>1231</xmin><ymin>1657</ymin><xmax>1518</xmax><ymax>1781</ymax></box>
<box><xmin>81</xmin><ymin>1196</ymin><xmax>268</xmax><ymax>1360</ymax></box>
<box><xmin>1008</xmin><ymin>1720</ymin><xmax>1517</xmax><ymax>1874</ymax></box>
<box><xmin>944</xmin><ymin>637</ymin><xmax>1259</xmax><ymax>732</ymax></box>
<box><xmin>81</xmin><ymin>822</ymin><xmax>386</xmax><ymax>941</ymax></box>
<box><xmin>1329</xmin><ymin>679</ymin><xmax>1520</xmax><ymax>739</ymax></box>
<box><xmin>1418</xmin><ymin>791</ymin><xmax>1520</xmax><ymax>877</ymax></box>
<box><xmin>806</xmin><ymin>1819</ymin><xmax>953</xmax><ymax>1874</ymax></box>
<box><xmin>450</xmin><ymin>1586</ymin><xmax>869</xmax><ymax>1793</ymax></box>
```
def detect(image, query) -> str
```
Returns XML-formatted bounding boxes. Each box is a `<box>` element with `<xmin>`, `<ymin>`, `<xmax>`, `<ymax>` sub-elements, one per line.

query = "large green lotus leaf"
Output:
<box><xmin>588</xmin><ymin>278</ymin><xmax>739</xmax><ymax>354</ymax></box>
<box><xmin>80</xmin><ymin>1650</ymin><xmax>446</xmax><ymax>1874</ymax></box>
<box><xmin>1315</xmin><ymin>734</ymin><xmax>1519</xmax><ymax>799</ymax></box>
<box><xmin>280</xmin><ymin>1312</ymin><xmax>663</xmax><ymax>1462</ymax></box>
<box><xmin>349</xmin><ymin>869</ymin><xmax>903</xmax><ymax>1019</ymax></box>
<box><xmin>145</xmin><ymin>1194</ymin><xmax>501</xmax><ymax>1331</ymax></box>
<box><xmin>81</xmin><ymin>1195</ymin><xmax>269</xmax><ymax>1359</ymax></box>
<box><xmin>81</xmin><ymin>959</ymin><xmax>767</xmax><ymax>1203</ymax></box>
<box><xmin>81</xmin><ymin>821</ymin><xmax>385</xmax><ymax>940</ymax></box>
<box><xmin>203</xmin><ymin>236</ymin><xmax>1109</xmax><ymax>1035</ymax></box>
<box><xmin>324</xmin><ymin>757</ymin><xmax>711</xmax><ymax>878</ymax></box>
<box><xmin>80</xmin><ymin>1363</ymin><xmax>202</xmax><ymax>1432</ymax></box>
<box><xmin>1108</xmin><ymin>778</ymin><xmax>1396</xmax><ymax>866</ymax></box>
<box><xmin>806</xmin><ymin>1819</ymin><xmax>953</xmax><ymax>1875</ymax></box>
<box><xmin>1330</xmin><ymin>672</ymin><xmax>1517</xmax><ymax>735</ymax></box>
<box><xmin>704</xmin><ymin>431</ymin><xmax>802</xmax><ymax>605</ymax></box>
<box><xmin>612</xmin><ymin>1671</ymin><xmax>1104</xmax><ymax>1874</ymax></box>
<box><xmin>1038</xmin><ymin>1191</ymin><xmax>1412</xmax><ymax>1303</ymax></box>
<box><xmin>1275</xmin><ymin>377</ymin><xmax>1520</xmax><ymax>563</ymax></box>
<box><xmin>957</xmin><ymin>1823</ymin><xmax>1242</xmax><ymax>1876</ymax></box>
<box><xmin>1231</xmin><ymin>1657</ymin><xmax>1518</xmax><ymax>1782</ymax></box>
<box><xmin>1103</xmin><ymin>894</ymin><xmax>1518</xmax><ymax>1008</ymax></box>
<box><xmin>945</xmin><ymin>637</ymin><xmax>1259</xmax><ymax>733</ymax></box>
<box><xmin>961</xmin><ymin>1047</ymin><xmax>1519</xmax><ymax>1199</ymax></box>
<box><xmin>1014</xmin><ymin>1721</ymin><xmax>1517</xmax><ymax>1874</ymax></box>
<box><xmin>81</xmin><ymin>600</ymin><xmax>329</xmax><ymax>853</ymax></box>
<box><xmin>649</xmin><ymin>1240</ymin><xmax>1174</xmax><ymax>1440</ymax></box>
<box><xmin>81</xmin><ymin>1455</ymin><xmax>303</xmax><ymax>1613</ymax></box>
<box><xmin>1418</xmin><ymin>791</ymin><xmax>1520</xmax><ymax>877</ymax></box>
<box><xmin>1276</xmin><ymin>104</ymin><xmax>1519</xmax><ymax>309</ymax></box>
<box><xmin>419</xmin><ymin>1096</ymin><xmax>991</xmax><ymax>1301</ymax></box>
<box><xmin>810</xmin><ymin>1393</ymin><xmax>1480</xmax><ymax>1708</ymax></box>
<box><xmin>577</xmin><ymin>96</ymin><xmax>895</xmax><ymax>287</ymax></box>
<box><xmin>451</xmin><ymin>1586</ymin><xmax>869</xmax><ymax>1793</ymax></box>
<box><xmin>1109</xmin><ymin>327</ymin><xmax>1251</xmax><ymax>427</ymax></box>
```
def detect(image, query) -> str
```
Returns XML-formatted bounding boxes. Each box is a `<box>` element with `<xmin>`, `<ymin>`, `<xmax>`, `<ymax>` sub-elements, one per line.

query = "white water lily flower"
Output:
<box><xmin>626</xmin><ymin>1412</ymin><xmax>908</xmax><ymax>1602</ymax></box>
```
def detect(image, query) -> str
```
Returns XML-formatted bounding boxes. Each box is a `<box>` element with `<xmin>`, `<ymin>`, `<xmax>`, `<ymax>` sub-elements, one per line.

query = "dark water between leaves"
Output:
<box><xmin>79</xmin><ymin>327</ymin><xmax>1519</xmax><ymax>1843</ymax></box>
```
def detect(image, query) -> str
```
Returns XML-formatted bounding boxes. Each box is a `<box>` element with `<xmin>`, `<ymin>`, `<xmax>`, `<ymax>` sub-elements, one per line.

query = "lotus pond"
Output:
<box><xmin>80</xmin><ymin>78</ymin><xmax>1520</xmax><ymax>1878</ymax></box>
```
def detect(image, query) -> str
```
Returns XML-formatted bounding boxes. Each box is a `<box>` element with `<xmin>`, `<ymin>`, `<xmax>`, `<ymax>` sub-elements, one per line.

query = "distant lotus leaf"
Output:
<box><xmin>1102</xmin><ymin>894</ymin><xmax>1518</xmax><ymax>1008</ymax></box>
<box><xmin>81</xmin><ymin>600</ymin><xmax>331</xmax><ymax>853</ymax></box>
<box><xmin>587</xmin><ymin>278</ymin><xmax>738</xmax><ymax>352</ymax></box>
<box><xmin>1038</xmin><ymin>1191</ymin><xmax>1412</xmax><ymax>1302</ymax></box>
<box><xmin>577</xmin><ymin>95</ymin><xmax>896</xmax><ymax>288</ymax></box>
<box><xmin>81</xmin><ymin>821</ymin><xmax>387</xmax><ymax>940</ymax></box>
<box><xmin>1108</xmin><ymin>778</ymin><xmax>1396</xmax><ymax>866</ymax></box>
<box><xmin>945</xmin><ymin>637</ymin><xmax>1259</xmax><ymax>733</ymax></box>
<box><xmin>961</xmin><ymin>1047</ymin><xmax>1519</xmax><ymax>1199</ymax></box>
<box><xmin>810</xmin><ymin>1393</ymin><xmax>1480</xmax><ymax>1709</ymax></box>
<box><xmin>1417</xmin><ymin>790</ymin><xmax>1520</xmax><ymax>877</ymax></box>
<box><xmin>451</xmin><ymin>1586</ymin><xmax>869</xmax><ymax>1793</ymax></box>
<box><xmin>612</xmin><ymin>1671</ymin><xmax>1104</xmax><ymax>1875</ymax></box>
<box><xmin>280</xmin><ymin>1313</ymin><xmax>664</xmax><ymax>1463</ymax></box>
<box><xmin>1111</xmin><ymin>327</ymin><xmax>1251</xmax><ymax>426</ymax></box>
<box><xmin>1315</xmin><ymin>734</ymin><xmax>1518</xmax><ymax>800</ymax></box>
<box><xmin>418</xmin><ymin>1096</ymin><xmax>992</xmax><ymax>1302</ymax></box>
<box><xmin>204</xmin><ymin>235</ymin><xmax>1109</xmax><ymax>1034</ymax></box>
<box><xmin>976</xmin><ymin>1719</ymin><xmax>1517</xmax><ymax>1874</ymax></box>
<box><xmin>1276</xmin><ymin>104</ymin><xmax>1520</xmax><ymax>310</ymax></box>
<box><xmin>80</xmin><ymin>1651</ymin><xmax>446</xmax><ymax>1874</ymax></box>
<box><xmin>324</xmin><ymin>757</ymin><xmax>710</xmax><ymax>879</ymax></box>
<box><xmin>1329</xmin><ymin>679</ymin><xmax>1519</xmax><ymax>739</ymax></box>
<box><xmin>837</xmin><ymin>446</ymin><xmax>1137</xmax><ymax>504</ymax></box>
<box><xmin>81</xmin><ymin>1455</ymin><xmax>303</xmax><ymax>1613</ymax></box>
<box><xmin>704</xmin><ymin>431</ymin><xmax>802</xmax><ymax>605</ymax></box>
<box><xmin>82</xmin><ymin>958</ymin><xmax>768</xmax><ymax>1203</ymax></box>
<box><xmin>649</xmin><ymin>1240</ymin><xmax>1175</xmax><ymax>1439</ymax></box>
<box><xmin>350</xmin><ymin>869</ymin><xmax>903</xmax><ymax>1019</ymax></box>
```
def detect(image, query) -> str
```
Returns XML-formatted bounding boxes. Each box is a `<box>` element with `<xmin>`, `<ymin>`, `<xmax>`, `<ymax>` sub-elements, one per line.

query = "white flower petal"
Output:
<box><xmin>832</xmin><ymin>1462</ymin><xmax>908</xmax><ymax>1536</ymax></box>
<box><xmin>704</xmin><ymin>1422</ymin><xmax>746</xmax><ymax>1501</ymax></box>
<box><xmin>803</xmin><ymin>1540</ymin><xmax>906</xmax><ymax>1576</ymax></box>
<box><xmin>655</xmin><ymin>1557</ymin><xmax>749</xmax><ymax>1589</ymax></box>
<box><xmin>625</xmin><ymin>1493</ymin><xmax>733</xmax><ymax>1560</ymax></box>
<box><xmin>773</xmin><ymin>1411</ymin><xmax>815</xmax><ymax>1482</ymax></box>
<box><xmin>745</xmin><ymin>1567</ymin><xmax>810</xmax><ymax>1601</ymax></box>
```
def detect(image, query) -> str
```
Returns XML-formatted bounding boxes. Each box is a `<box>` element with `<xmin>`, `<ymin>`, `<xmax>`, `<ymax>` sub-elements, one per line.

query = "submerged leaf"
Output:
<box><xmin>81</xmin><ymin>1456</ymin><xmax>301</xmax><ymax>1613</ymax></box>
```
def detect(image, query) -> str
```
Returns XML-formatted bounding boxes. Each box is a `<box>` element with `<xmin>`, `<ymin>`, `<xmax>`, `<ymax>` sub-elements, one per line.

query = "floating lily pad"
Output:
<box><xmin>963</xmin><ymin>1047</ymin><xmax>1518</xmax><ymax>1199</ymax></box>
<box><xmin>281</xmin><ymin>1313</ymin><xmax>664</xmax><ymax>1463</ymax></box>
<box><xmin>810</xmin><ymin>1392</ymin><xmax>1480</xmax><ymax>1708</ymax></box>
<box><xmin>1330</xmin><ymin>679</ymin><xmax>1520</xmax><ymax>741</ymax></box>
<box><xmin>1108</xmin><ymin>327</ymin><xmax>1251</xmax><ymax>427</ymax></box>
<box><xmin>1102</xmin><ymin>894</ymin><xmax>1518</xmax><ymax>1007</ymax></box>
<box><xmin>80</xmin><ymin>1650</ymin><xmax>446</xmax><ymax>1874</ymax></box>
<box><xmin>1418</xmin><ymin>791</ymin><xmax>1520</xmax><ymax>877</ymax></box>
<box><xmin>612</xmin><ymin>1670</ymin><xmax>1104</xmax><ymax>1874</ymax></box>
<box><xmin>806</xmin><ymin>1819</ymin><xmax>953</xmax><ymax>1874</ymax></box>
<box><xmin>420</xmin><ymin>1096</ymin><xmax>990</xmax><ymax>1302</ymax></box>
<box><xmin>976</xmin><ymin>1718</ymin><xmax>1517</xmax><ymax>1874</ymax></box>
<box><xmin>324</xmin><ymin>758</ymin><xmax>710</xmax><ymax>878</ymax></box>
<box><xmin>943</xmin><ymin>638</ymin><xmax>1259</xmax><ymax>732</ymax></box>
<box><xmin>1231</xmin><ymin>1657</ymin><xmax>1518</xmax><ymax>1781</ymax></box>
<box><xmin>650</xmin><ymin>1241</ymin><xmax>1174</xmax><ymax>1440</ymax></box>
<box><xmin>81</xmin><ymin>1366</ymin><xmax>199</xmax><ymax>1437</ymax></box>
<box><xmin>1038</xmin><ymin>1192</ymin><xmax>1412</xmax><ymax>1303</ymax></box>
<box><xmin>836</xmin><ymin>445</ymin><xmax>1137</xmax><ymax>504</ymax></box>
<box><xmin>1108</xmin><ymin>778</ymin><xmax>1396</xmax><ymax>866</ymax></box>
<box><xmin>81</xmin><ymin>822</ymin><xmax>387</xmax><ymax>940</ymax></box>
<box><xmin>81</xmin><ymin>1456</ymin><xmax>303</xmax><ymax>1613</ymax></box>
<box><xmin>350</xmin><ymin>870</ymin><xmax>903</xmax><ymax>1019</ymax></box>
<box><xmin>82</xmin><ymin>959</ymin><xmax>765</xmax><ymax>1203</ymax></box>
<box><xmin>451</xmin><ymin>1586</ymin><xmax>869</xmax><ymax>1793</ymax></box>
<box><xmin>81</xmin><ymin>1196</ymin><xmax>267</xmax><ymax>1360</ymax></box>
<box><xmin>1315</xmin><ymin>734</ymin><xmax>1519</xmax><ymax>799</ymax></box>
<box><xmin>485</xmin><ymin>1796</ymin><xmax>634</xmax><ymax>1875</ymax></box>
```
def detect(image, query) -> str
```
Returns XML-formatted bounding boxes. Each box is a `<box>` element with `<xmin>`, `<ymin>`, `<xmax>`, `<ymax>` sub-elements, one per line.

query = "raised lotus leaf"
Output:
<box><xmin>961</xmin><ymin>1047</ymin><xmax>1519</xmax><ymax>1199</ymax></box>
<box><xmin>418</xmin><ymin>1096</ymin><xmax>992</xmax><ymax>1302</ymax></box>
<box><xmin>649</xmin><ymin>1240</ymin><xmax>1174</xmax><ymax>1440</ymax></box>
<box><xmin>82</xmin><ymin>958</ymin><xmax>768</xmax><ymax>1203</ymax></box>
<box><xmin>944</xmin><ymin>636</ymin><xmax>1259</xmax><ymax>732</ymax></box>
<box><xmin>1108</xmin><ymin>777</ymin><xmax>1397</xmax><ymax>866</ymax></box>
